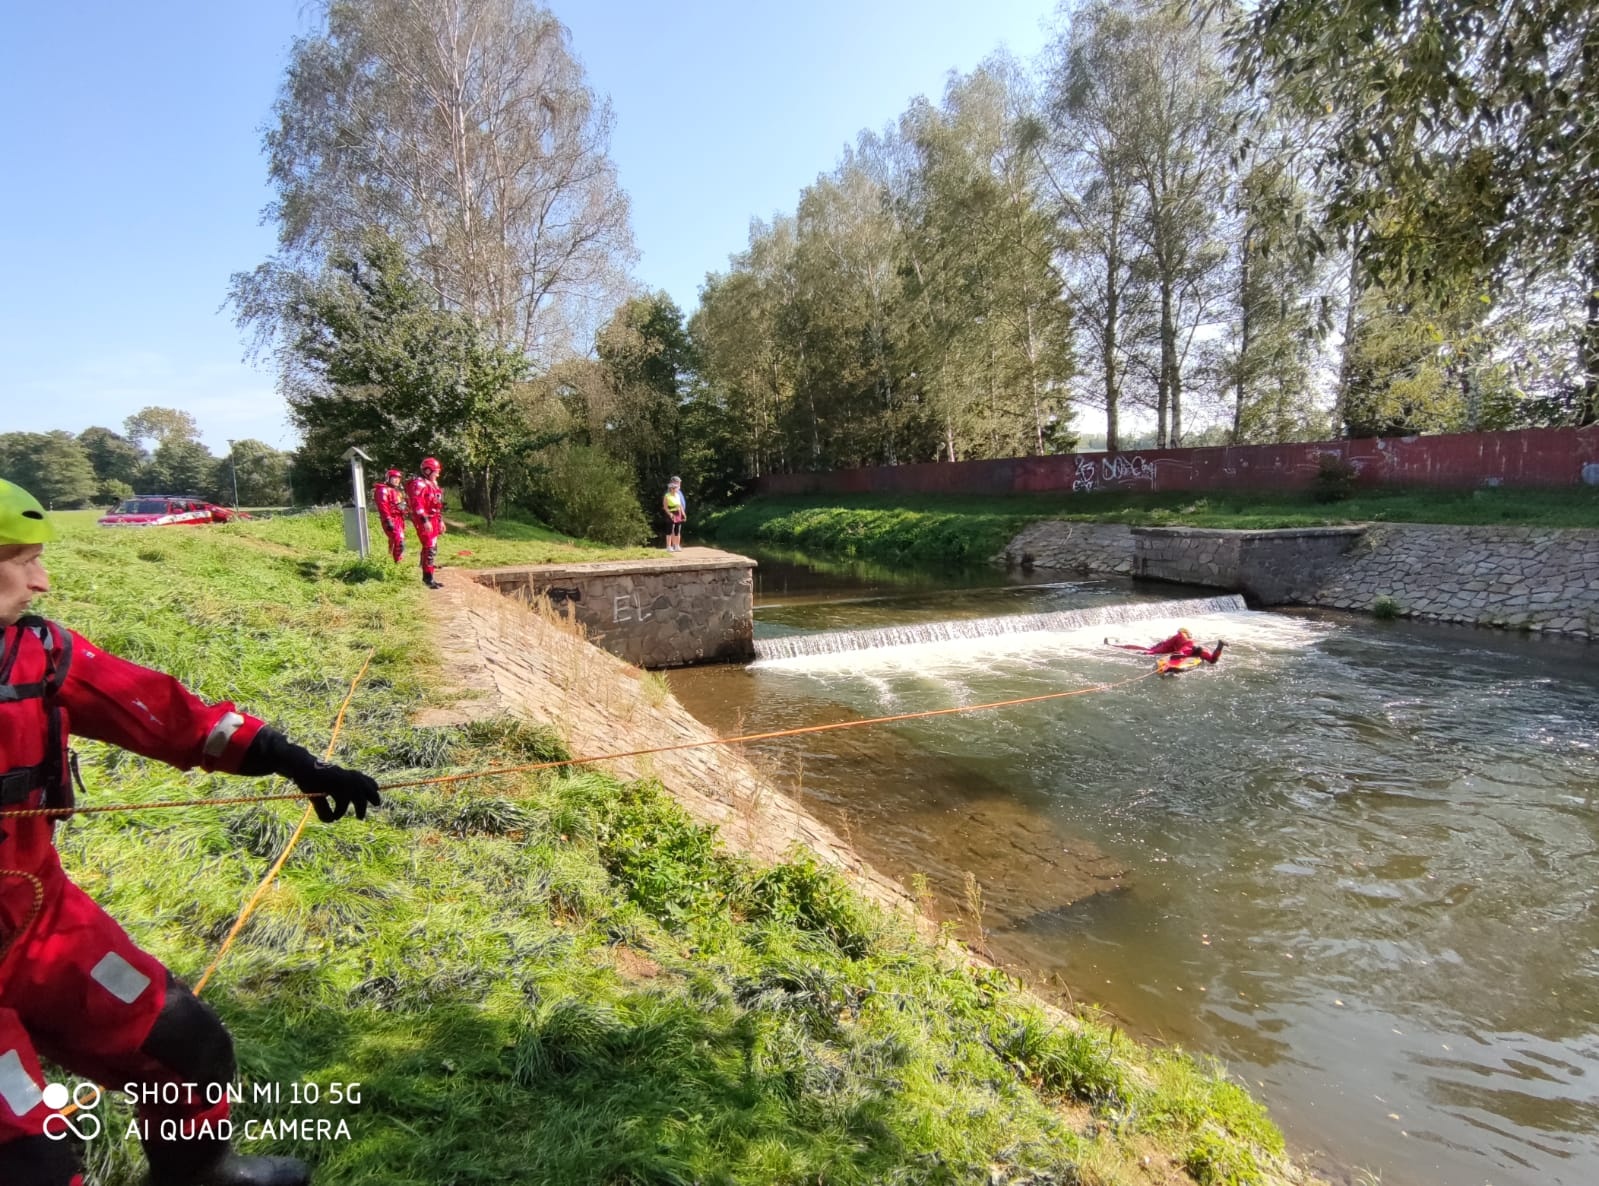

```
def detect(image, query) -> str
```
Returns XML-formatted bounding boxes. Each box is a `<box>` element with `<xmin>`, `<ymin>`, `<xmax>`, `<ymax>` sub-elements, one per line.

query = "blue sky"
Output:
<box><xmin>0</xmin><ymin>0</ymin><xmax>1057</xmax><ymax>453</ymax></box>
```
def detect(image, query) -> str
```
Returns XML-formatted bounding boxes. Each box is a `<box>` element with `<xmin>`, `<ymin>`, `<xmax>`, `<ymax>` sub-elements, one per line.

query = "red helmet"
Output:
<box><xmin>385</xmin><ymin>468</ymin><xmax>402</xmax><ymax>480</ymax></box>
<box><xmin>420</xmin><ymin>457</ymin><xmax>441</xmax><ymax>475</ymax></box>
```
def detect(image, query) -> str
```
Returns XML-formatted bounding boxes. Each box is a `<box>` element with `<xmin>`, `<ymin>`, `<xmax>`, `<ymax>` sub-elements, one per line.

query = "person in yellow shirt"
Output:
<box><xmin>662</xmin><ymin>476</ymin><xmax>686</xmax><ymax>552</ymax></box>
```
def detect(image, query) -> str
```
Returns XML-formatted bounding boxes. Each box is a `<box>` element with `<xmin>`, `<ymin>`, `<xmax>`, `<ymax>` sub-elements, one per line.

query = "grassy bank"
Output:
<box><xmin>40</xmin><ymin>512</ymin><xmax>1301</xmax><ymax>1186</ymax></box>
<box><xmin>700</xmin><ymin>487</ymin><xmax>1599</xmax><ymax>568</ymax></box>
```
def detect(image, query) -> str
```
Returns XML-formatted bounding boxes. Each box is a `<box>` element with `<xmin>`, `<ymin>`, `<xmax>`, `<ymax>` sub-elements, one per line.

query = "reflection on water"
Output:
<box><xmin>669</xmin><ymin>547</ymin><xmax>1599</xmax><ymax>1186</ymax></box>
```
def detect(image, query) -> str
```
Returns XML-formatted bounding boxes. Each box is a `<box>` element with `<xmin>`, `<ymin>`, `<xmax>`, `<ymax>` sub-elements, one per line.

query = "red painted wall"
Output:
<box><xmin>754</xmin><ymin>428</ymin><xmax>1599</xmax><ymax>498</ymax></box>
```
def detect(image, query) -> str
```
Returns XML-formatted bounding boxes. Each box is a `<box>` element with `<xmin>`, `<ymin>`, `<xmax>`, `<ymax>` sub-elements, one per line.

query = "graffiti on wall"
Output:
<box><xmin>1073</xmin><ymin>454</ymin><xmax>1155</xmax><ymax>493</ymax></box>
<box><xmin>613</xmin><ymin>591</ymin><xmax>655</xmax><ymax>624</ymax></box>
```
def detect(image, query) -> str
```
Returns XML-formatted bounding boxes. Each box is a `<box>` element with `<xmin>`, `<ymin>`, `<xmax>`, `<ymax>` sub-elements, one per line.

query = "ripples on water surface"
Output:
<box><xmin>668</xmin><ymin>553</ymin><xmax>1599</xmax><ymax>1186</ymax></box>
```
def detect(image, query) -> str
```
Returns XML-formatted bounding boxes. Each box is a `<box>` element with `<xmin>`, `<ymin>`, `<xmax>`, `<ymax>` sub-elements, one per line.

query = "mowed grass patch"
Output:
<box><xmin>701</xmin><ymin>486</ymin><xmax>1599</xmax><ymax>567</ymax></box>
<box><xmin>429</xmin><ymin>505</ymin><xmax>657</xmax><ymax>569</ymax></box>
<box><xmin>39</xmin><ymin>511</ymin><xmax>1300</xmax><ymax>1186</ymax></box>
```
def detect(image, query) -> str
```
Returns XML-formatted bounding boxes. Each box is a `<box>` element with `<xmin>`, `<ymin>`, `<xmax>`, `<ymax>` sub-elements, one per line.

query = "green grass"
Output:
<box><xmin>35</xmin><ymin>511</ymin><xmax>1302</xmax><ymax>1186</ymax></box>
<box><xmin>422</xmin><ymin>505</ymin><xmax>658</xmax><ymax>568</ymax></box>
<box><xmin>701</xmin><ymin>487</ymin><xmax>1599</xmax><ymax>568</ymax></box>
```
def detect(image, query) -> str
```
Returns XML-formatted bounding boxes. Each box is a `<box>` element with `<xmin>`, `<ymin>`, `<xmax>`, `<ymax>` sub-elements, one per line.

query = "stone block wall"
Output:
<box><xmin>1308</xmin><ymin>525</ymin><xmax>1599</xmax><ymax>637</ymax></box>
<box><xmin>1132</xmin><ymin>526</ymin><xmax>1366</xmax><ymax>605</ymax></box>
<box><xmin>999</xmin><ymin>521</ymin><xmax>1136</xmax><ymax>575</ymax></box>
<box><xmin>476</xmin><ymin>553</ymin><xmax>756</xmax><ymax>668</ymax></box>
<box><xmin>1000</xmin><ymin>520</ymin><xmax>1598</xmax><ymax>639</ymax></box>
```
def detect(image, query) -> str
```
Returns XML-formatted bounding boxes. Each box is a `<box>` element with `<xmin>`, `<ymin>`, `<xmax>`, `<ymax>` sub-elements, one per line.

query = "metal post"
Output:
<box><xmin>343</xmin><ymin>446</ymin><xmax>373</xmax><ymax>558</ymax></box>
<box><xmin>226</xmin><ymin>439</ymin><xmax>240</xmax><ymax>509</ymax></box>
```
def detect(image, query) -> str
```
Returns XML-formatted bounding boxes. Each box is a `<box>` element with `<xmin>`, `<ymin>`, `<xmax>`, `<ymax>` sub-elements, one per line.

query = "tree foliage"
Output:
<box><xmin>0</xmin><ymin>432</ymin><xmax>100</xmax><ymax>509</ymax></box>
<box><xmin>1235</xmin><ymin>0</ymin><xmax>1599</xmax><ymax>424</ymax></box>
<box><xmin>250</xmin><ymin>0</ymin><xmax>634</xmax><ymax>360</ymax></box>
<box><xmin>123</xmin><ymin>407</ymin><xmax>201</xmax><ymax>451</ymax></box>
<box><xmin>248</xmin><ymin>230</ymin><xmax>544</xmax><ymax>524</ymax></box>
<box><xmin>77</xmin><ymin>426</ymin><xmax>147</xmax><ymax>487</ymax></box>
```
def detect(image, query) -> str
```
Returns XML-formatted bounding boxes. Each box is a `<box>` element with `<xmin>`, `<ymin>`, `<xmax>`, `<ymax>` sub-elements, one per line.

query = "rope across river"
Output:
<box><xmin>0</xmin><ymin>666</ymin><xmax>1157</xmax><ymax>822</ymax></box>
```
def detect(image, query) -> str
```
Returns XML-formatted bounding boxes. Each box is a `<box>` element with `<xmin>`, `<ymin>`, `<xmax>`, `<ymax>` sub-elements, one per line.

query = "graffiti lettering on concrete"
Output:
<box><xmin>613</xmin><ymin>591</ymin><xmax>654</xmax><ymax>624</ymax></box>
<box><xmin>1073</xmin><ymin>454</ymin><xmax>1154</xmax><ymax>492</ymax></box>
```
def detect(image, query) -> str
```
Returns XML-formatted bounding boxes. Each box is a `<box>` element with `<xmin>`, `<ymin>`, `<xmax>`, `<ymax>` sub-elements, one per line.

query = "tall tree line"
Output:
<box><xmin>689</xmin><ymin>0</ymin><xmax>1596</xmax><ymax>479</ymax></box>
<box><xmin>0</xmin><ymin>409</ymin><xmax>291</xmax><ymax>509</ymax></box>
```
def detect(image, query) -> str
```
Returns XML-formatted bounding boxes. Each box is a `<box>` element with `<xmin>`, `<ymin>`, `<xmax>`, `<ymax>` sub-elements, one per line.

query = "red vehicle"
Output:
<box><xmin>97</xmin><ymin>495</ymin><xmax>241</xmax><ymax>527</ymax></box>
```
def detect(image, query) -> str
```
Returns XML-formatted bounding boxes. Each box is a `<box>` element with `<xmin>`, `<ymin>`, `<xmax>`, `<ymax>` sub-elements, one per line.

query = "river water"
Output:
<box><xmin>666</xmin><ymin>548</ymin><xmax>1599</xmax><ymax>1186</ymax></box>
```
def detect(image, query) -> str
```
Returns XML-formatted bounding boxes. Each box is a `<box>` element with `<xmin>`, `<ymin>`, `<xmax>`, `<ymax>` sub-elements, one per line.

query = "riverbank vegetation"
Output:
<box><xmin>702</xmin><ymin>487</ymin><xmax>1599</xmax><ymax>566</ymax></box>
<box><xmin>42</xmin><ymin>511</ymin><xmax>1307</xmax><ymax>1186</ymax></box>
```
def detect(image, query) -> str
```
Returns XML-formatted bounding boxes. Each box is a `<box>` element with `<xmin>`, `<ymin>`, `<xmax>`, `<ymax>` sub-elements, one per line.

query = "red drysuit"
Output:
<box><xmin>1110</xmin><ymin>631</ymin><xmax>1225</xmax><ymax>664</ymax></box>
<box><xmin>405</xmin><ymin>473</ymin><xmax>445</xmax><ymax>584</ymax></box>
<box><xmin>372</xmin><ymin>478</ymin><xmax>408</xmax><ymax>563</ymax></box>
<box><xmin>0</xmin><ymin>617</ymin><xmax>267</xmax><ymax>1183</ymax></box>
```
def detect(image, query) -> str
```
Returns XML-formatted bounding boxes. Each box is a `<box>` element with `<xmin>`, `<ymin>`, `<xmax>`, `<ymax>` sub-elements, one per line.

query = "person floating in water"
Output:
<box><xmin>1106</xmin><ymin>628</ymin><xmax>1225</xmax><ymax>672</ymax></box>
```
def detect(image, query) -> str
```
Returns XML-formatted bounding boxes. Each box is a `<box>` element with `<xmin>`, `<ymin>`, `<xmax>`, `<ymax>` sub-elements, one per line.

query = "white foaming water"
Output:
<box><xmin>749</xmin><ymin>595</ymin><xmax>1344</xmax><ymax>676</ymax></box>
<box><xmin>753</xmin><ymin>594</ymin><xmax>1249</xmax><ymax>663</ymax></box>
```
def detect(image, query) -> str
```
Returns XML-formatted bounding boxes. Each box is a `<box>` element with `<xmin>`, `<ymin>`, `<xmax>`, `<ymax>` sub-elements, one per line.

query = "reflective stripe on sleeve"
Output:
<box><xmin>90</xmin><ymin>952</ymin><xmax>152</xmax><ymax>1005</ymax></box>
<box><xmin>202</xmin><ymin>712</ymin><xmax>247</xmax><ymax>759</ymax></box>
<box><xmin>0</xmin><ymin>1050</ymin><xmax>43</xmax><ymax>1118</ymax></box>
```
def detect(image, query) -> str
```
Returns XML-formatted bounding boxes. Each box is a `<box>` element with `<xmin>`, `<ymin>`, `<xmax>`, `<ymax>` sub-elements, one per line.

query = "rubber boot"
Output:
<box><xmin>1206</xmin><ymin>640</ymin><xmax>1226</xmax><ymax>664</ymax></box>
<box><xmin>145</xmin><ymin>1151</ymin><xmax>310</xmax><ymax>1186</ymax></box>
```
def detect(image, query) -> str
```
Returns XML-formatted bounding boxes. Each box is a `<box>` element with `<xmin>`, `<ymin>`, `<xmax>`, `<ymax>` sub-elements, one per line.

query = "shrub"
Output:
<box><xmin>1372</xmin><ymin>595</ymin><xmax>1401</xmax><ymax>619</ymax></box>
<box><xmin>1312</xmin><ymin>453</ymin><xmax>1358</xmax><ymax>502</ymax></box>
<box><xmin>523</xmin><ymin>444</ymin><xmax>650</xmax><ymax>546</ymax></box>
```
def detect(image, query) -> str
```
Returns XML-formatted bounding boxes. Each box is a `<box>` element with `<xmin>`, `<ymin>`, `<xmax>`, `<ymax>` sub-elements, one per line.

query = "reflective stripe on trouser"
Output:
<box><xmin>0</xmin><ymin>869</ymin><xmax>230</xmax><ymax>1163</ymax></box>
<box><xmin>381</xmin><ymin>523</ymin><xmax>405</xmax><ymax>563</ymax></box>
<box><xmin>418</xmin><ymin>532</ymin><xmax>439</xmax><ymax>578</ymax></box>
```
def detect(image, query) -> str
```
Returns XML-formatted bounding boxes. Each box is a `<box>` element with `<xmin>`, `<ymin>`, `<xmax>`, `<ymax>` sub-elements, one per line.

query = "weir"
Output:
<box><xmin>752</xmin><ymin>594</ymin><xmax>1247</xmax><ymax>661</ymax></box>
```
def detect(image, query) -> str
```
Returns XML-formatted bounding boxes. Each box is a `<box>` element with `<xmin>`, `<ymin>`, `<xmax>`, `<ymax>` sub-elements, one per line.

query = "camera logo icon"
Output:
<box><xmin>42</xmin><ymin>1081</ymin><xmax>101</xmax><ymax>1141</ymax></box>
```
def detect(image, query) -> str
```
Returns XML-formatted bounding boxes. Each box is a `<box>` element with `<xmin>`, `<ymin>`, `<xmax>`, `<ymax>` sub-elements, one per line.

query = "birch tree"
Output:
<box><xmin>245</xmin><ymin>0</ymin><xmax>634</xmax><ymax>360</ymax></box>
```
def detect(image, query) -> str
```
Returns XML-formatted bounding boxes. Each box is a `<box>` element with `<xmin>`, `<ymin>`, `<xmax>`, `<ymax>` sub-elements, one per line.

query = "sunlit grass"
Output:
<box><xmin>39</xmin><ymin>510</ymin><xmax>1301</xmax><ymax>1186</ymax></box>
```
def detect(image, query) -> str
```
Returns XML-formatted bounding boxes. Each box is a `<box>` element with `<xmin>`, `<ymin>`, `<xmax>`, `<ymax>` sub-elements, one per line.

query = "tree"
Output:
<box><xmin>77</xmin><ymin>426</ymin><xmax>147</xmax><ymax>486</ymax></box>
<box><xmin>692</xmin><ymin>220</ymin><xmax>805</xmax><ymax>478</ymax></box>
<box><xmin>584</xmin><ymin>294</ymin><xmax>697</xmax><ymax>503</ymax></box>
<box><xmin>143</xmin><ymin>439</ymin><xmax>217</xmax><ymax>497</ymax></box>
<box><xmin>1220</xmin><ymin>142</ymin><xmax>1330</xmax><ymax>442</ymax></box>
<box><xmin>247</xmin><ymin>0</ymin><xmax>634</xmax><ymax>361</ymax></box>
<box><xmin>1235</xmin><ymin>0</ymin><xmax>1599</xmax><ymax>424</ymax></box>
<box><xmin>1043</xmin><ymin>1</ymin><xmax>1153</xmax><ymax>453</ymax></box>
<box><xmin>896</xmin><ymin>62</ymin><xmax>1076</xmax><ymax>460</ymax></box>
<box><xmin>0</xmin><ymin>432</ymin><xmax>99</xmax><ymax>508</ymax></box>
<box><xmin>217</xmin><ymin>440</ymin><xmax>292</xmax><ymax>507</ymax></box>
<box><xmin>123</xmin><ymin>407</ymin><xmax>201</xmax><ymax>451</ymax></box>
<box><xmin>252</xmin><ymin>230</ymin><xmax>540</xmax><ymax>525</ymax></box>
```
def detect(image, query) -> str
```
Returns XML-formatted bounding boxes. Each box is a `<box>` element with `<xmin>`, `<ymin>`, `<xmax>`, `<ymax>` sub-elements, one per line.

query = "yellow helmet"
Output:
<box><xmin>0</xmin><ymin>479</ymin><xmax>56</xmax><ymax>545</ymax></box>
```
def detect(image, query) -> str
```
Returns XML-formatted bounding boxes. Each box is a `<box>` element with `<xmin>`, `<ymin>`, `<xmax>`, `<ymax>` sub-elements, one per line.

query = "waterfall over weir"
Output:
<box><xmin>752</xmin><ymin>594</ymin><xmax>1249</xmax><ymax>661</ymax></box>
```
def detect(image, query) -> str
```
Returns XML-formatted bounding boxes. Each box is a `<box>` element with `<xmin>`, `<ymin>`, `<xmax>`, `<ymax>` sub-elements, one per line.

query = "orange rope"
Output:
<box><xmin>193</xmin><ymin>650</ymin><xmax>373</xmax><ymax>995</ymax></box>
<box><xmin>0</xmin><ymin>668</ymin><xmax>1157</xmax><ymax>821</ymax></box>
<box><xmin>379</xmin><ymin>667</ymin><xmax>1159</xmax><ymax>792</ymax></box>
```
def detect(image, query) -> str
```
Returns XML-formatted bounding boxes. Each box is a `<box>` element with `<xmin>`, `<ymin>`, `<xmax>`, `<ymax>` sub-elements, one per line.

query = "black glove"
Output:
<box><xmin>240</xmin><ymin>728</ymin><xmax>382</xmax><ymax>823</ymax></box>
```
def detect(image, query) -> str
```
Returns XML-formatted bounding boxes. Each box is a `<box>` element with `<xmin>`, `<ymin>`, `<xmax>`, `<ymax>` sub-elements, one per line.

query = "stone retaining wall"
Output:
<box><xmin>1132</xmin><ymin>526</ymin><xmax>1366</xmax><ymax>605</ymax></box>
<box><xmin>475</xmin><ymin>548</ymin><xmax>756</xmax><ymax>668</ymax></box>
<box><xmin>1000</xmin><ymin>520</ymin><xmax>1599</xmax><ymax>639</ymax></box>
<box><xmin>1000</xmin><ymin>521</ymin><xmax>1135</xmax><ymax>575</ymax></box>
<box><xmin>1307</xmin><ymin>524</ymin><xmax>1599</xmax><ymax>636</ymax></box>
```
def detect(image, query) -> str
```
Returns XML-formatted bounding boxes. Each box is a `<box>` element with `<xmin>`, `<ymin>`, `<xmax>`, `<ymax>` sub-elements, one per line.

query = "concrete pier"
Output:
<box><xmin>475</xmin><ymin>548</ymin><xmax>756</xmax><ymax>668</ymax></box>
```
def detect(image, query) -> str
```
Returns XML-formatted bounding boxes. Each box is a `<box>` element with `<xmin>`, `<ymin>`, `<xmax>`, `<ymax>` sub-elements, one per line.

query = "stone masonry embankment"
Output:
<box><xmin>419</xmin><ymin>574</ymin><xmax>919</xmax><ymax>914</ymax></box>
<box><xmin>1309</xmin><ymin>524</ymin><xmax>1599</xmax><ymax>635</ymax></box>
<box><xmin>1002</xmin><ymin>520</ymin><xmax>1599</xmax><ymax>640</ymax></box>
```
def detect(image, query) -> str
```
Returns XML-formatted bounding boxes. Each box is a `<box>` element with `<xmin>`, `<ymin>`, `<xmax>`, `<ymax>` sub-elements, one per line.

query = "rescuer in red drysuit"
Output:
<box><xmin>404</xmin><ymin>458</ymin><xmax>445</xmax><ymax>589</ymax></box>
<box><xmin>0</xmin><ymin>479</ymin><xmax>381</xmax><ymax>1186</ymax></box>
<box><xmin>1106</xmin><ymin>628</ymin><xmax>1226</xmax><ymax>664</ymax></box>
<box><xmin>371</xmin><ymin>468</ymin><xmax>408</xmax><ymax>564</ymax></box>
